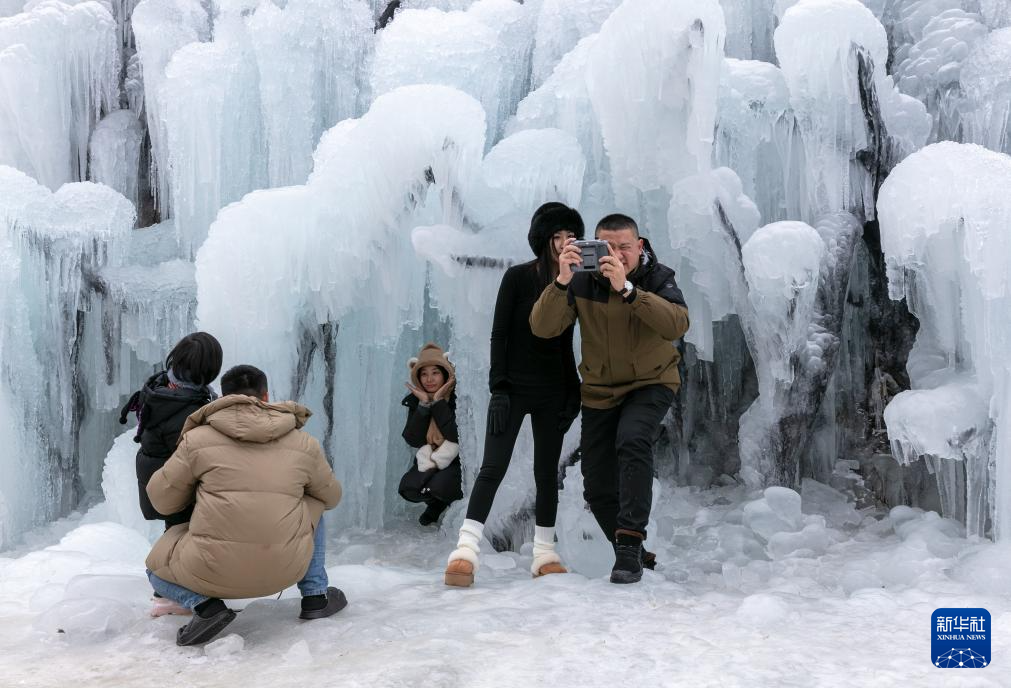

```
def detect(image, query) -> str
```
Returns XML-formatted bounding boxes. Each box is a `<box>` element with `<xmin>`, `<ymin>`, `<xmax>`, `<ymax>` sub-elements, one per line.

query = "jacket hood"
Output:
<box><xmin>180</xmin><ymin>395</ymin><xmax>312</xmax><ymax>444</ymax></box>
<box><xmin>141</xmin><ymin>371</ymin><xmax>215</xmax><ymax>430</ymax></box>
<box><xmin>527</xmin><ymin>204</ymin><xmax>584</xmax><ymax>257</ymax></box>
<box><xmin>409</xmin><ymin>342</ymin><xmax>456</xmax><ymax>389</ymax></box>
<box><xmin>635</xmin><ymin>237</ymin><xmax>660</xmax><ymax>277</ymax></box>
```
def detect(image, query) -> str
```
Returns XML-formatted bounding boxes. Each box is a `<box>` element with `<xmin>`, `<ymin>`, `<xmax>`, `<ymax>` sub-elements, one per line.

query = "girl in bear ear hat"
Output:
<box><xmin>444</xmin><ymin>202</ymin><xmax>584</xmax><ymax>587</ymax></box>
<box><xmin>399</xmin><ymin>342</ymin><xmax>463</xmax><ymax>525</ymax></box>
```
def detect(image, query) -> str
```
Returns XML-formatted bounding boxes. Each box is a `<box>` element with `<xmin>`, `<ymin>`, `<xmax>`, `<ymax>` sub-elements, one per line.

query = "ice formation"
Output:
<box><xmin>88</xmin><ymin>109</ymin><xmax>145</xmax><ymax>210</ymax></box>
<box><xmin>737</xmin><ymin>216</ymin><xmax>861</xmax><ymax>486</ymax></box>
<box><xmin>1</xmin><ymin>0</ymin><xmax>1011</xmax><ymax>564</ymax></box>
<box><xmin>715</xmin><ymin>58</ymin><xmax>797</xmax><ymax>223</ymax></box>
<box><xmin>775</xmin><ymin>0</ymin><xmax>929</xmax><ymax>220</ymax></box>
<box><xmin>529</xmin><ymin>0</ymin><xmax>622</xmax><ymax>89</ymax></box>
<box><xmin>878</xmin><ymin>141</ymin><xmax>1011</xmax><ymax>538</ymax></box>
<box><xmin>371</xmin><ymin>1</ymin><xmax>532</xmax><ymax>145</ymax></box>
<box><xmin>0</xmin><ymin>0</ymin><xmax>119</xmax><ymax>190</ymax></box>
<box><xmin>131</xmin><ymin>0</ymin><xmax>211</xmax><ymax>212</ymax></box>
<box><xmin>0</xmin><ymin>166</ymin><xmax>135</xmax><ymax>547</ymax></box>
<box><xmin>961</xmin><ymin>27</ymin><xmax>1011</xmax><ymax>155</ymax></box>
<box><xmin>893</xmin><ymin>8</ymin><xmax>988</xmax><ymax>143</ymax></box>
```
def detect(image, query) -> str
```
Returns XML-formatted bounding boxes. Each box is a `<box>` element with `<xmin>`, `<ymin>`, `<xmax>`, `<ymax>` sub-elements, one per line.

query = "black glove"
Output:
<box><xmin>487</xmin><ymin>393</ymin><xmax>510</xmax><ymax>436</ymax></box>
<box><xmin>557</xmin><ymin>393</ymin><xmax>581</xmax><ymax>432</ymax></box>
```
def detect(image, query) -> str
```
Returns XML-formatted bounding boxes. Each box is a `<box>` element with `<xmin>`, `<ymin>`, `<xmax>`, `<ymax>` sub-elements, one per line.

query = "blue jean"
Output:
<box><xmin>298</xmin><ymin>513</ymin><xmax>328</xmax><ymax>597</ymax></box>
<box><xmin>147</xmin><ymin>514</ymin><xmax>329</xmax><ymax>605</ymax></box>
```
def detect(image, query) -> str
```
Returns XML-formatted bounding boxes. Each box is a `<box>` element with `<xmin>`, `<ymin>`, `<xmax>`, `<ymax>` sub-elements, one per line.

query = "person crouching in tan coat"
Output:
<box><xmin>145</xmin><ymin>364</ymin><xmax>344</xmax><ymax>646</ymax></box>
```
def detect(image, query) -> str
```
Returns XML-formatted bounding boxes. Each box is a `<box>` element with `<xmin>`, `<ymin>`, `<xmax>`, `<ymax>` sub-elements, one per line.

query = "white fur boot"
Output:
<box><xmin>445</xmin><ymin>519</ymin><xmax>483</xmax><ymax>587</ymax></box>
<box><xmin>531</xmin><ymin>525</ymin><xmax>567</xmax><ymax>577</ymax></box>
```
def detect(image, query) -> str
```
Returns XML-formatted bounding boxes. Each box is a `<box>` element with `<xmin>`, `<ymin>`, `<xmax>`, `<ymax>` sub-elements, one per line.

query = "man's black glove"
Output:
<box><xmin>558</xmin><ymin>393</ymin><xmax>581</xmax><ymax>433</ymax></box>
<box><xmin>487</xmin><ymin>393</ymin><xmax>510</xmax><ymax>436</ymax></box>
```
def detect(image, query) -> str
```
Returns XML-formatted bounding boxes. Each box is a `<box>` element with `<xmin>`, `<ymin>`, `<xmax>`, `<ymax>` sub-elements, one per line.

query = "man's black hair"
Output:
<box><xmin>595</xmin><ymin>213</ymin><xmax>639</xmax><ymax>238</ymax></box>
<box><xmin>221</xmin><ymin>365</ymin><xmax>269</xmax><ymax>398</ymax></box>
<box><xmin>166</xmin><ymin>332</ymin><xmax>223</xmax><ymax>386</ymax></box>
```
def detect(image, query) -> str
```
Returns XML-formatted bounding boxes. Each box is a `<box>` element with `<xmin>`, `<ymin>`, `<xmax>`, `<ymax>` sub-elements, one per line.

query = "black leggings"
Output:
<box><xmin>465</xmin><ymin>391</ymin><xmax>566</xmax><ymax>526</ymax></box>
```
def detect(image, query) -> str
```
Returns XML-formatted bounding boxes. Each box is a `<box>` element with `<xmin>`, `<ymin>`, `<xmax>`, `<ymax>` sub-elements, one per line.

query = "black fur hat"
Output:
<box><xmin>527</xmin><ymin>203</ymin><xmax>585</xmax><ymax>257</ymax></box>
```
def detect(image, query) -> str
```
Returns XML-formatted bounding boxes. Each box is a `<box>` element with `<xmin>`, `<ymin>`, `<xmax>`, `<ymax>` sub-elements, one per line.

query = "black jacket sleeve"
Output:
<box><xmin>489</xmin><ymin>267</ymin><xmax>517</xmax><ymax>394</ymax></box>
<box><xmin>401</xmin><ymin>396</ymin><xmax>432</xmax><ymax>448</ymax></box>
<box><xmin>430</xmin><ymin>398</ymin><xmax>459</xmax><ymax>443</ymax></box>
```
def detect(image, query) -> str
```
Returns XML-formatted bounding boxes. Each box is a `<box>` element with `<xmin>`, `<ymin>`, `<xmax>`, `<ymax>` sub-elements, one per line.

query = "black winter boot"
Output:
<box><xmin>610</xmin><ymin>529</ymin><xmax>644</xmax><ymax>584</ymax></box>
<box><xmin>419</xmin><ymin>500</ymin><xmax>448</xmax><ymax>526</ymax></box>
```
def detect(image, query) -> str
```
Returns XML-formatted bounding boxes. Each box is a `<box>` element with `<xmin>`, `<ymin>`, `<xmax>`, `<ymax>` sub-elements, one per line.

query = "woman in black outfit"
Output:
<box><xmin>444</xmin><ymin>203</ymin><xmax>583</xmax><ymax>587</ymax></box>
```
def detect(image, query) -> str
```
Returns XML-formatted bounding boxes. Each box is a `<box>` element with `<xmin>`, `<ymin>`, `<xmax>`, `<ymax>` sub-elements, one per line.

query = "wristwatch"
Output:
<box><xmin>620</xmin><ymin>280</ymin><xmax>634</xmax><ymax>301</ymax></box>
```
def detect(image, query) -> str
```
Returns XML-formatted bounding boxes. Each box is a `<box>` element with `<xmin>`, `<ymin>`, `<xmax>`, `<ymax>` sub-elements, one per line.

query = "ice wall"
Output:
<box><xmin>586</xmin><ymin>0</ymin><xmax>725</xmax><ymax>231</ymax></box>
<box><xmin>513</xmin><ymin>0</ymin><xmax>726</xmax><ymax>231</ymax></box>
<box><xmin>878</xmin><ymin>141</ymin><xmax>1011</xmax><ymax>538</ymax></box>
<box><xmin>371</xmin><ymin>1</ymin><xmax>533</xmax><ymax>145</ymax></box>
<box><xmin>529</xmin><ymin>0</ymin><xmax>622</xmax><ymax>89</ymax></box>
<box><xmin>715</xmin><ymin>58</ymin><xmax>799</xmax><ymax>223</ymax></box>
<box><xmin>893</xmin><ymin>9</ymin><xmax>988</xmax><ymax>143</ymax></box>
<box><xmin>0</xmin><ymin>1</ymin><xmax>119</xmax><ymax>190</ymax></box>
<box><xmin>0</xmin><ymin>166</ymin><xmax>135</xmax><ymax>547</ymax></box>
<box><xmin>775</xmin><ymin>0</ymin><xmax>929</xmax><ymax>220</ymax></box>
<box><xmin>131</xmin><ymin>0</ymin><xmax>211</xmax><ymax>213</ymax></box>
<box><xmin>719</xmin><ymin>0</ymin><xmax>777</xmax><ymax>61</ymax></box>
<box><xmin>88</xmin><ymin>109</ymin><xmax>144</xmax><ymax>212</ymax></box>
<box><xmin>139</xmin><ymin>0</ymin><xmax>374</xmax><ymax>257</ymax></box>
<box><xmin>961</xmin><ymin>27</ymin><xmax>1011</xmax><ymax>155</ymax></box>
<box><xmin>0</xmin><ymin>167</ymin><xmax>51</xmax><ymax>549</ymax></box>
<box><xmin>737</xmin><ymin>213</ymin><xmax>861</xmax><ymax>486</ymax></box>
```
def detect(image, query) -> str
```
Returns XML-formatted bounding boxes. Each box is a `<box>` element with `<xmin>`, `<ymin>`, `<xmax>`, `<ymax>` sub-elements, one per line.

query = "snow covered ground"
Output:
<box><xmin>1</xmin><ymin>482</ymin><xmax>1008</xmax><ymax>687</ymax></box>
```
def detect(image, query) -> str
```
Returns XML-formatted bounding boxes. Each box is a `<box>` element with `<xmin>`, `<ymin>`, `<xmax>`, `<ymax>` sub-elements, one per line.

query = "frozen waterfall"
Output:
<box><xmin>1</xmin><ymin>0</ymin><xmax>1011</xmax><ymax>556</ymax></box>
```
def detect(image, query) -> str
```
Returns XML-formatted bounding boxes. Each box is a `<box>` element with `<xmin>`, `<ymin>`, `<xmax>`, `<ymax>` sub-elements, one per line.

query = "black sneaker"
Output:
<box><xmin>299</xmin><ymin>587</ymin><xmax>348</xmax><ymax>620</ymax></box>
<box><xmin>610</xmin><ymin>530</ymin><xmax>644</xmax><ymax>584</ymax></box>
<box><xmin>418</xmin><ymin>500</ymin><xmax>447</xmax><ymax>526</ymax></box>
<box><xmin>176</xmin><ymin>600</ymin><xmax>236</xmax><ymax>646</ymax></box>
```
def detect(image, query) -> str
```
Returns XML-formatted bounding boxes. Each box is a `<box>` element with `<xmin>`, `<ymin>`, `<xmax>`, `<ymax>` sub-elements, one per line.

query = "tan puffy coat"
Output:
<box><xmin>145</xmin><ymin>395</ymin><xmax>342</xmax><ymax>599</ymax></box>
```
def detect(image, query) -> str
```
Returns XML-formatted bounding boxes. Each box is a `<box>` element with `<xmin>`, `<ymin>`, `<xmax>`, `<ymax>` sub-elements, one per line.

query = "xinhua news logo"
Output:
<box><xmin>932</xmin><ymin>608</ymin><xmax>990</xmax><ymax>668</ymax></box>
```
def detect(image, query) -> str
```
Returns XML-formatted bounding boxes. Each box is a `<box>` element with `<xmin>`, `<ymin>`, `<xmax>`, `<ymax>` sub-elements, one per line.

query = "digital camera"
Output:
<box><xmin>571</xmin><ymin>239</ymin><xmax>609</xmax><ymax>272</ymax></box>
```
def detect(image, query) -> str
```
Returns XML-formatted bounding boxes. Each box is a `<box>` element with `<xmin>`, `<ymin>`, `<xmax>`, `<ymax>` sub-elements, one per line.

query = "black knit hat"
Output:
<box><xmin>527</xmin><ymin>203</ymin><xmax>584</xmax><ymax>257</ymax></box>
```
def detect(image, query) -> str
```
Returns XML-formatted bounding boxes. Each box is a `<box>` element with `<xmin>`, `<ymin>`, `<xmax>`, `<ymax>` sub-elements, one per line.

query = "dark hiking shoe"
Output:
<box><xmin>610</xmin><ymin>530</ymin><xmax>644</xmax><ymax>584</ymax></box>
<box><xmin>299</xmin><ymin>587</ymin><xmax>348</xmax><ymax>620</ymax></box>
<box><xmin>418</xmin><ymin>501</ymin><xmax>447</xmax><ymax>526</ymax></box>
<box><xmin>176</xmin><ymin>599</ymin><xmax>236</xmax><ymax>646</ymax></box>
<box><xmin>642</xmin><ymin>549</ymin><xmax>657</xmax><ymax>570</ymax></box>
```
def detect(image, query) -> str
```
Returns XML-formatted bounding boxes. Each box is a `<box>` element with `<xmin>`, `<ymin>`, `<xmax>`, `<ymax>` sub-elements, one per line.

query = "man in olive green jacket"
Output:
<box><xmin>530</xmin><ymin>213</ymin><xmax>689</xmax><ymax>584</ymax></box>
<box><xmin>145</xmin><ymin>365</ymin><xmax>345</xmax><ymax>645</ymax></box>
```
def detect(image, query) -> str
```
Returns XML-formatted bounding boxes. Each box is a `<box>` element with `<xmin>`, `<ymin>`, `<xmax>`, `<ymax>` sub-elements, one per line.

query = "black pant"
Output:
<box><xmin>399</xmin><ymin>458</ymin><xmax>463</xmax><ymax>505</ymax></box>
<box><xmin>580</xmin><ymin>384</ymin><xmax>674</xmax><ymax>540</ymax></box>
<box><xmin>465</xmin><ymin>391</ymin><xmax>566</xmax><ymax>526</ymax></box>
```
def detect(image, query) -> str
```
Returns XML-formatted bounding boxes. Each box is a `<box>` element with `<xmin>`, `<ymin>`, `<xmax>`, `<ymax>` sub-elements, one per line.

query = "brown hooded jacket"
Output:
<box><xmin>145</xmin><ymin>395</ymin><xmax>341</xmax><ymax>599</ymax></box>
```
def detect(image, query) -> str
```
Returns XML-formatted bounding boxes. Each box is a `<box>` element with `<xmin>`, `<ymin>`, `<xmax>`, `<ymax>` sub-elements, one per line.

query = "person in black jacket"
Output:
<box><xmin>120</xmin><ymin>332</ymin><xmax>222</xmax><ymax>531</ymax></box>
<box><xmin>398</xmin><ymin>342</ymin><xmax>463</xmax><ymax>526</ymax></box>
<box><xmin>444</xmin><ymin>202</ymin><xmax>583</xmax><ymax>588</ymax></box>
